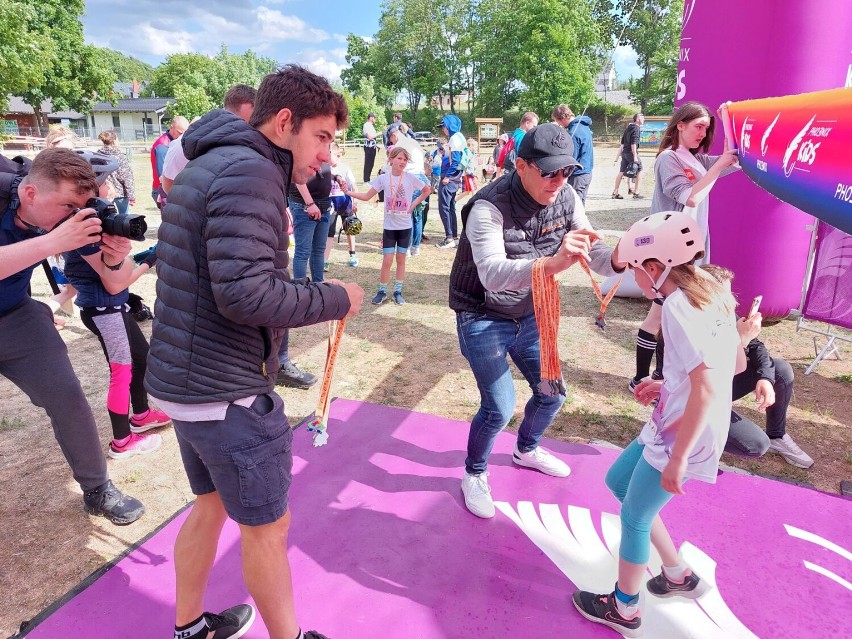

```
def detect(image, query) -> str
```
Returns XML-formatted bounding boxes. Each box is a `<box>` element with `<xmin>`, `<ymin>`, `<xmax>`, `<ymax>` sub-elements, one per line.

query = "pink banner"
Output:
<box><xmin>676</xmin><ymin>0</ymin><xmax>852</xmax><ymax>317</ymax></box>
<box><xmin>803</xmin><ymin>223</ymin><xmax>852</xmax><ymax>329</ymax></box>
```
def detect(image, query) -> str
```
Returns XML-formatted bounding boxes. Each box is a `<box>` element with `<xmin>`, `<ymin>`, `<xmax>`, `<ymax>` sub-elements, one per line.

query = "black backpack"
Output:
<box><xmin>0</xmin><ymin>155</ymin><xmax>32</xmax><ymax>212</ymax></box>
<box><xmin>0</xmin><ymin>154</ymin><xmax>60</xmax><ymax>294</ymax></box>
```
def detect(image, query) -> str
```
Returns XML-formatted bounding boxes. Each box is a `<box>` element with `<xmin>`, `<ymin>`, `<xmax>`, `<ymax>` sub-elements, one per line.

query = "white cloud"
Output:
<box><xmin>612</xmin><ymin>45</ymin><xmax>642</xmax><ymax>81</ymax></box>
<box><xmin>298</xmin><ymin>53</ymin><xmax>345</xmax><ymax>83</ymax></box>
<box><xmin>256</xmin><ymin>7</ymin><xmax>329</xmax><ymax>42</ymax></box>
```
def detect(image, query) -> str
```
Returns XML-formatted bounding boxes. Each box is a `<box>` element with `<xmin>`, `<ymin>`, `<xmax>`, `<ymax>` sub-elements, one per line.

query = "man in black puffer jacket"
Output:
<box><xmin>146</xmin><ymin>65</ymin><xmax>364</xmax><ymax>639</ymax></box>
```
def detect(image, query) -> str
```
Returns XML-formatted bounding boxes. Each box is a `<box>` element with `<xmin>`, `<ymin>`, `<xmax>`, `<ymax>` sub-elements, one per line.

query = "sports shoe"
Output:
<box><xmin>180</xmin><ymin>604</ymin><xmax>256</xmax><ymax>639</ymax></box>
<box><xmin>628</xmin><ymin>377</ymin><xmax>641</xmax><ymax>394</ymax></box>
<box><xmin>83</xmin><ymin>480</ymin><xmax>145</xmax><ymax>525</ymax></box>
<box><xmin>572</xmin><ymin>590</ymin><xmax>642</xmax><ymax>638</ymax></box>
<box><xmin>768</xmin><ymin>433</ymin><xmax>814</xmax><ymax>468</ymax></box>
<box><xmin>303</xmin><ymin>632</ymin><xmax>331</xmax><ymax>639</ymax></box>
<box><xmin>512</xmin><ymin>444</ymin><xmax>571</xmax><ymax>477</ymax></box>
<box><xmin>108</xmin><ymin>432</ymin><xmax>162</xmax><ymax>460</ymax></box>
<box><xmin>275</xmin><ymin>361</ymin><xmax>318</xmax><ymax>389</ymax></box>
<box><xmin>647</xmin><ymin>567</ymin><xmax>709</xmax><ymax>599</ymax></box>
<box><xmin>461</xmin><ymin>471</ymin><xmax>495</xmax><ymax>518</ymax></box>
<box><xmin>436</xmin><ymin>238</ymin><xmax>457</xmax><ymax>249</ymax></box>
<box><xmin>372</xmin><ymin>290</ymin><xmax>387</xmax><ymax>305</ymax></box>
<box><xmin>611</xmin><ymin>193</ymin><xmax>624</xmax><ymax>200</ymax></box>
<box><xmin>393</xmin><ymin>291</ymin><xmax>405</xmax><ymax>305</ymax></box>
<box><xmin>421</xmin><ymin>233</ymin><xmax>430</xmax><ymax>241</ymax></box>
<box><xmin>348</xmin><ymin>255</ymin><xmax>359</xmax><ymax>267</ymax></box>
<box><xmin>130</xmin><ymin>408</ymin><xmax>171</xmax><ymax>433</ymax></box>
<box><xmin>410</xmin><ymin>246</ymin><xmax>421</xmax><ymax>256</ymax></box>
<box><xmin>127</xmin><ymin>293</ymin><xmax>154</xmax><ymax>322</ymax></box>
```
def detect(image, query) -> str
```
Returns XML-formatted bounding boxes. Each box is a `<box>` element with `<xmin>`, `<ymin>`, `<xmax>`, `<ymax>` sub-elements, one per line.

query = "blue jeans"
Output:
<box><xmin>456</xmin><ymin>311</ymin><xmax>566</xmax><ymax>475</ymax></box>
<box><xmin>411</xmin><ymin>202</ymin><xmax>424</xmax><ymax>248</ymax></box>
<box><xmin>290</xmin><ymin>199</ymin><xmax>331</xmax><ymax>282</ymax></box>
<box><xmin>438</xmin><ymin>179</ymin><xmax>459</xmax><ymax>239</ymax></box>
<box><xmin>605</xmin><ymin>439</ymin><xmax>678</xmax><ymax>565</ymax></box>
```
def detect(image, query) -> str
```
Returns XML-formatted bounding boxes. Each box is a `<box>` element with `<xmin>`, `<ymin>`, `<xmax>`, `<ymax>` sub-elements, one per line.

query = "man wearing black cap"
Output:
<box><xmin>362</xmin><ymin>112</ymin><xmax>378</xmax><ymax>182</ymax></box>
<box><xmin>449</xmin><ymin>122</ymin><xmax>626</xmax><ymax>518</ymax></box>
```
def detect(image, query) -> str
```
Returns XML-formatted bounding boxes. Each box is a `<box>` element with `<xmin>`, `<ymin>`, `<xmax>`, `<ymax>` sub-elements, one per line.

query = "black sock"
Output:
<box><xmin>635</xmin><ymin>329</ymin><xmax>657</xmax><ymax>380</ymax></box>
<box><xmin>174</xmin><ymin>614</ymin><xmax>207</xmax><ymax>638</ymax></box>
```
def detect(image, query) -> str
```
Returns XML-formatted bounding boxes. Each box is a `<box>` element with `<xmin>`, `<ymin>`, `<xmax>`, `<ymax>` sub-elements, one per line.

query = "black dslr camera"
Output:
<box><xmin>84</xmin><ymin>197</ymin><xmax>147</xmax><ymax>241</ymax></box>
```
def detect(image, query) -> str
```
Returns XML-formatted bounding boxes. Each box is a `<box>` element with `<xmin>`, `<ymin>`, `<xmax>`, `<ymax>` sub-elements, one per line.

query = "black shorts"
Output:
<box><xmin>382</xmin><ymin>228</ymin><xmax>412</xmax><ymax>254</ymax></box>
<box><xmin>620</xmin><ymin>156</ymin><xmax>642</xmax><ymax>175</ymax></box>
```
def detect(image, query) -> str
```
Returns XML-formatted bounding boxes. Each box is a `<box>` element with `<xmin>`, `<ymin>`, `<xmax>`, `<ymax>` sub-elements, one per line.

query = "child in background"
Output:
<box><xmin>326</xmin><ymin>142</ymin><xmax>359</xmax><ymax>268</ymax></box>
<box><xmin>345</xmin><ymin>147</ymin><xmax>430</xmax><ymax>305</ymax></box>
<box><xmin>572</xmin><ymin>211</ymin><xmax>745</xmax><ymax>638</ymax></box>
<box><xmin>462</xmin><ymin>138</ymin><xmax>480</xmax><ymax>193</ymax></box>
<box><xmin>63</xmin><ymin>238</ymin><xmax>169</xmax><ymax>459</ymax></box>
<box><xmin>483</xmin><ymin>155</ymin><xmax>497</xmax><ymax>183</ymax></box>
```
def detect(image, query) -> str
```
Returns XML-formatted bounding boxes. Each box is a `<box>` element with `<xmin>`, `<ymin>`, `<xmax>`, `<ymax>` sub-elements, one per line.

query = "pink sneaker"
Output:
<box><xmin>130</xmin><ymin>409</ymin><xmax>171</xmax><ymax>434</ymax></box>
<box><xmin>108</xmin><ymin>433</ymin><xmax>162</xmax><ymax>460</ymax></box>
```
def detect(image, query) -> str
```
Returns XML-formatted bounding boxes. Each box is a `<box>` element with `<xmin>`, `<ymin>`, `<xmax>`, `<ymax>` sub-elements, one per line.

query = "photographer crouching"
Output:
<box><xmin>0</xmin><ymin>147</ymin><xmax>145</xmax><ymax>525</ymax></box>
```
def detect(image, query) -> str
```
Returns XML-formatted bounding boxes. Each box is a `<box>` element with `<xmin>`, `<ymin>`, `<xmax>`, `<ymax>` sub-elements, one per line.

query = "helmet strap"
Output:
<box><xmin>650</xmin><ymin>265</ymin><xmax>673</xmax><ymax>300</ymax></box>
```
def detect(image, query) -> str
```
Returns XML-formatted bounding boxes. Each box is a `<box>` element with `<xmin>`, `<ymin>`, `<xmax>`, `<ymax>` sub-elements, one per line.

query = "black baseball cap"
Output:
<box><xmin>517</xmin><ymin>122</ymin><xmax>582</xmax><ymax>172</ymax></box>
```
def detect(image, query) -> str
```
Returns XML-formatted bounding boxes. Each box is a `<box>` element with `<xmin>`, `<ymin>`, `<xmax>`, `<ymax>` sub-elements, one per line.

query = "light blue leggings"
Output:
<box><xmin>605</xmin><ymin>439</ymin><xmax>678</xmax><ymax>565</ymax></box>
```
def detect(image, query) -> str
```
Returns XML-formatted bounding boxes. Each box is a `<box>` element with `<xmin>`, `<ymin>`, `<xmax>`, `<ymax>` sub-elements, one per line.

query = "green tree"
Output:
<box><xmin>97</xmin><ymin>48</ymin><xmax>154</xmax><ymax>83</ymax></box>
<box><xmin>171</xmin><ymin>84</ymin><xmax>216</xmax><ymax>120</ymax></box>
<box><xmin>340</xmin><ymin>76</ymin><xmax>387</xmax><ymax>140</ymax></box>
<box><xmin>14</xmin><ymin>0</ymin><xmax>116</xmax><ymax>132</ymax></box>
<box><xmin>598</xmin><ymin>0</ymin><xmax>683</xmax><ymax>113</ymax></box>
<box><xmin>0</xmin><ymin>0</ymin><xmax>55</xmax><ymax>111</ymax></box>
<box><xmin>149</xmin><ymin>53</ymin><xmax>220</xmax><ymax>99</ymax></box>
<box><xmin>341</xmin><ymin>34</ymin><xmax>397</xmax><ymax>109</ymax></box>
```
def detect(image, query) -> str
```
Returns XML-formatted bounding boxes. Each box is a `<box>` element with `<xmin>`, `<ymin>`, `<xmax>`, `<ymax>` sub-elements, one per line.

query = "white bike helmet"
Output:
<box><xmin>620</xmin><ymin>211</ymin><xmax>705</xmax><ymax>295</ymax></box>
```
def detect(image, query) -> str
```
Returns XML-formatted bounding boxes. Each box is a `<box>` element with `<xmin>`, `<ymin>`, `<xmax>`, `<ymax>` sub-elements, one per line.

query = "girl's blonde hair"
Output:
<box><xmin>648</xmin><ymin>260</ymin><xmax>737</xmax><ymax>316</ymax></box>
<box><xmin>388</xmin><ymin>146</ymin><xmax>410</xmax><ymax>162</ymax></box>
<box><xmin>466</xmin><ymin>138</ymin><xmax>479</xmax><ymax>152</ymax></box>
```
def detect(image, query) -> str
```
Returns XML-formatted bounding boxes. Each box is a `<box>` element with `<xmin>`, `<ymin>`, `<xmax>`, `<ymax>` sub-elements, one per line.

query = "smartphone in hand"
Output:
<box><xmin>748</xmin><ymin>295</ymin><xmax>763</xmax><ymax>319</ymax></box>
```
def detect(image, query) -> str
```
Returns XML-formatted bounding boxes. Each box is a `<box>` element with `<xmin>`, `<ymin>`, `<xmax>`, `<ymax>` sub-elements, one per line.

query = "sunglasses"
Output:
<box><xmin>529</xmin><ymin>161</ymin><xmax>575</xmax><ymax>179</ymax></box>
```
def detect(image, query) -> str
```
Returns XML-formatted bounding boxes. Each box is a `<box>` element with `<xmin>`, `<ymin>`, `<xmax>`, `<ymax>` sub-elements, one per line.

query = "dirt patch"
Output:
<box><xmin>1</xmin><ymin>144</ymin><xmax>849</xmax><ymax>635</ymax></box>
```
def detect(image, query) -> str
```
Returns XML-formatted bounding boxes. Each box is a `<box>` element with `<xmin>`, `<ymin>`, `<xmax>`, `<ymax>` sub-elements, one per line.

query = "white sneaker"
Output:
<box><xmin>410</xmin><ymin>246</ymin><xmax>420</xmax><ymax>256</ymax></box>
<box><xmin>461</xmin><ymin>472</ymin><xmax>495</xmax><ymax>518</ymax></box>
<box><xmin>512</xmin><ymin>444</ymin><xmax>571</xmax><ymax>477</ymax></box>
<box><xmin>767</xmin><ymin>434</ymin><xmax>814</xmax><ymax>468</ymax></box>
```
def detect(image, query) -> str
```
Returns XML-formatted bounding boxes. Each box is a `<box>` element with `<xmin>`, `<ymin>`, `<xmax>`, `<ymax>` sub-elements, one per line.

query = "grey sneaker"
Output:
<box><xmin>436</xmin><ymin>238</ymin><xmax>457</xmax><ymax>249</ymax></box>
<box><xmin>461</xmin><ymin>471</ymin><xmax>495</xmax><ymax>518</ymax></box>
<box><xmin>184</xmin><ymin>604</ymin><xmax>255</xmax><ymax>639</ymax></box>
<box><xmin>275</xmin><ymin>361</ymin><xmax>318</xmax><ymax>389</ymax></box>
<box><xmin>647</xmin><ymin>567</ymin><xmax>709</xmax><ymax>599</ymax></box>
<box><xmin>83</xmin><ymin>480</ymin><xmax>145</xmax><ymax>525</ymax></box>
<box><xmin>768</xmin><ymin>434</ymin><xmax>814</xmax><ymax>468</ymax></box>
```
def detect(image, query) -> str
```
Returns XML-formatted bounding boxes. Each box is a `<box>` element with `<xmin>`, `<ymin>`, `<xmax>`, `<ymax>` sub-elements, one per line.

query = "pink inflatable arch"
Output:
<box><xmin>676</xmin><ymin>0</ymin><xmax>852</xmax><ymax>317</ymax></box>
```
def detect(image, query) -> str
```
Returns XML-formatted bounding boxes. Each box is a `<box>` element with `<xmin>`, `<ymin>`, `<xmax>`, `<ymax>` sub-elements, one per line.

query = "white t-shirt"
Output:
<box><xmin>369</xmin><ymin>171</ymin><xmax>428</xmax><ymax>231</ymax></box>
<box><xmin>161</xmin><ymin>136</ymin><xmax>189</xmax><ymax>181</ymax></box>
<box><xmin>638</xmin><ymin>288</ymin><xmax>739</xmax><ymax>483</ymax></box>
<box><xmin>363</xmin><ymin>121</ymin><xmax>377</xmax><ymax>146</ymax></box>
<box><xmin>330</xmin><ymin>161</ymin><xmax>356</xmax><ymax>197</ymax></box>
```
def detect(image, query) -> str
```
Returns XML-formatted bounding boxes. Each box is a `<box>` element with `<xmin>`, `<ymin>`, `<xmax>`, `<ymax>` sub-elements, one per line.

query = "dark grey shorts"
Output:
<box><xmin>173</xmin><ymin>393</ymin><xmax>293</xmax><ymax>526</ymax></box>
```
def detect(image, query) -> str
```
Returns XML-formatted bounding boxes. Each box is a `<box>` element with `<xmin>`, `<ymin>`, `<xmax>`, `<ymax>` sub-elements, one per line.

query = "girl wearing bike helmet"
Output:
<box><xmin>573</xmin><ymin>211</ymin><xmax>746</xmax><ymax>638</ymax></box>
<box><xmin>630</xmin><ymin>102</ymin><xmax>739</xmax><ymax>393</ymax></box>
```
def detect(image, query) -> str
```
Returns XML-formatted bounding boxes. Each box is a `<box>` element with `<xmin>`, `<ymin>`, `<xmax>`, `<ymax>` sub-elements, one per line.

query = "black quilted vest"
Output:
<box><xmin>448</xmin><ymin>172</ymin><xmax>575</xmax><ymax>319</ymax></box>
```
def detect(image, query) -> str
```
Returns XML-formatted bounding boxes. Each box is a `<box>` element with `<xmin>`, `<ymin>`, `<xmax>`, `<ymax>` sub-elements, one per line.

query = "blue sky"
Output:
<box><xmin>82</xmin><ymin>0</ymin><xmax>641</xmax><ymax>84</ymax></box>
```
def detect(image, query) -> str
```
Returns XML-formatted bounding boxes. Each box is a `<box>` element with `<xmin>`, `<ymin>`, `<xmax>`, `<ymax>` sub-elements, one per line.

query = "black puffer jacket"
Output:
<box><xmin>145</xmin><ymin>109</ymin><xmax>350</xmax><ymax>403</ymax></box>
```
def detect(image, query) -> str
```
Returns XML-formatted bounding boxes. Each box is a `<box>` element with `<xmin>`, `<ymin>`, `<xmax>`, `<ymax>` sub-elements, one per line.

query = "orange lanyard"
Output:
<box><xmin>532</xmin><ymin>259</ymin><xmax>565</xmax><ymax>396</ymax></box>
<box><xmin>307</xmin><ymin>318</ymin><xmax>347</xmax><ymax>446</ymax></box>
<box><xmin>578</xmin><ymin>258</ymin><xmax>622</xmax><ymax>330</ymax></box>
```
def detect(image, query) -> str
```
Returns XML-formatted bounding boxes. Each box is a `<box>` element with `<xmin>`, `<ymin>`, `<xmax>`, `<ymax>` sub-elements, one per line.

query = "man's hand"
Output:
<box><xmin>99</xmin><ymin>234</ymin><xmax>132</xmax><ymax>266</ymax></box>
<box><xmin>442</xmin><ymin>178</ymin><xmax>449</xmax><ymax>185</ymax></box>
<box><xmin>736</xmin><ymin>313</ymin><xmax>762</xmax><ymax>347</ymax></box>
<box><xmin>49</xmin><ymin>209</ymin><xmax>102</xmax><ymax>253</ymax></box>
<box><xmin>546</xmin><ymin>229</ymin><xmax>600</xmax><ymax>275</ymax></box>
<box><xmin>327</xmin><ymin>279</ymin><xmax>364</xmax><ymax>318</ymax></box>
<box><xmin>754</xmin><ymin>379</ymin><xmax>776</xmax><ymax>411</ymax></box>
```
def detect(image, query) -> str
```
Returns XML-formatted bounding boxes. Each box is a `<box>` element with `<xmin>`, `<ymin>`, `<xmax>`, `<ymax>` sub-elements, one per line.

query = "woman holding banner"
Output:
<box><xmin>630</xmin><ymin>102</ymin><xmax>740</xmax><ymax>392</ymax></box>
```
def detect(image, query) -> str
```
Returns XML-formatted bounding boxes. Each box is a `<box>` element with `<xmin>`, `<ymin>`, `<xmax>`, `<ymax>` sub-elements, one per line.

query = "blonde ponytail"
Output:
<box><xmin>667</xmin><ymin>263</ymin><xmax>737</xmax><ymax>316</ymax></box>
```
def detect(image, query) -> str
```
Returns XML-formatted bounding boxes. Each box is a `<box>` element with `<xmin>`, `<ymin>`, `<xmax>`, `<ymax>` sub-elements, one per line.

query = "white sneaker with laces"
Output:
<box><xmin>512</xmin><ymin>444</ymin><xmax>571</xmax><ymax>477</ymax></box>
<box><xmin>461</xmin><ymin>472</ymin><xmax>495</xmax><ymax>518</ymax></box>
<box><xmin>767</xmin><ymin>434</ymin><xmax>814</xmax><ymax>468</ymax></box>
